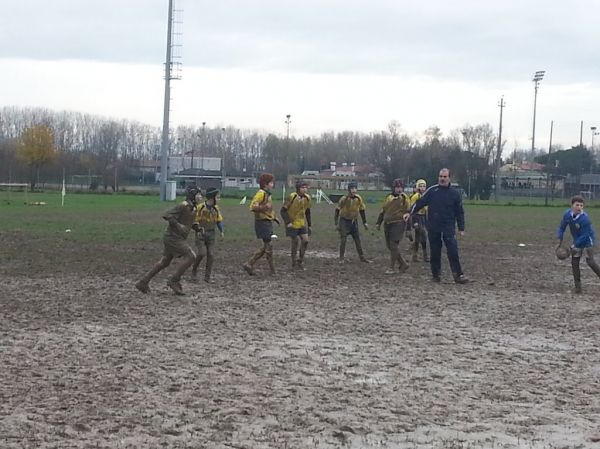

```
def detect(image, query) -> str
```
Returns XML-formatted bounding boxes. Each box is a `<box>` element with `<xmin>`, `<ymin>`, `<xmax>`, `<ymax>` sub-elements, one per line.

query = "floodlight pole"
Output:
<box><xmin>531</xmin><ymin>70</ymin><xmax>545</xmax><ymax>155</ymax></box>
<box><xmin>159</xmin><ymin>0</ymin><xmax>181</xmax><ymax>200</ymax></box>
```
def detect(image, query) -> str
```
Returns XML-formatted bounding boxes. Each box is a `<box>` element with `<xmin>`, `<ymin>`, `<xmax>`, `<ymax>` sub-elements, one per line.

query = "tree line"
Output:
<box><xmin>0</xmin><ymin>106</ymin><xmax>594</xmax><ymax>198</ymax></box>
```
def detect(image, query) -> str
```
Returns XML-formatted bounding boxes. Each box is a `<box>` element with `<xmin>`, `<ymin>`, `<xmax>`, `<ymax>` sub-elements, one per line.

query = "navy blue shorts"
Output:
<box><xmin>255</xmin><ymin>220</ymin><xmax>274</xmax><ymax>241</ymax></box>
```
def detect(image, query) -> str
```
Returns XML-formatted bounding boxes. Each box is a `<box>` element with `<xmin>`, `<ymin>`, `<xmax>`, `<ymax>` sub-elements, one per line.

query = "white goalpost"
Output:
<box><xmin>0</xmin><ymin>183</ymin><xmax>29</xmax><ymax>203</ymax></box>
<box><xmin>316</xmin><ymin>188</ymin><xmax>333</xmax><ymax>205</ymax></box>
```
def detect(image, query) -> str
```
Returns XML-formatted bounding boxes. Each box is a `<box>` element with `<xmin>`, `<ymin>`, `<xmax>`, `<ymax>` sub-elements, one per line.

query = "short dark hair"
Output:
<box><xmin>571</xmin><ymin>195</ymin><xmax>585</xmax><ymax>205</ymax></box>
<box><xmin>258</xmin><ymin>173</ymin><xmax>275</xmax><ymax>189</ymax></box>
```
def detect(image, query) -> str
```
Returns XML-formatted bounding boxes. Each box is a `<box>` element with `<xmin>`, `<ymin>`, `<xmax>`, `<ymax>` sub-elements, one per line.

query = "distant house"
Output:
<box><xmin>172</xmin><ymin>168</ymin><xmax>223</xmax><ymax>190</ymax></box>
<box><xmin>498</xmin><ymin>162</ymin><xmax>565</xmax><ymax>197</ymax></box>
<box><xmin>287</xmin><ymin>162</ymin><xmax>385</xmax><ymax>191</ymax></box>
<box><xmin>222</xmin><ymin>172</ymin><xmax>259</xmax><ymax>190</ymax></box>
<box><xmin>499</xmin><ymin>163</ymin><xmax>550</xmax><ymax>190</ymax></box>
<box><xmin>565</xmin><ymin>173</ymin><xmax>600</xmax><ymax>199</ymax></box>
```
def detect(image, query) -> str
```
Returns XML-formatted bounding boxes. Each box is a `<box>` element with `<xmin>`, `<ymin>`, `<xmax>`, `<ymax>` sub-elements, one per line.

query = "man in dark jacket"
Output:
<box><xmin>404</xmin><ymin>168</ymin><xmax>468</xmax><ymax>284</ymax></box>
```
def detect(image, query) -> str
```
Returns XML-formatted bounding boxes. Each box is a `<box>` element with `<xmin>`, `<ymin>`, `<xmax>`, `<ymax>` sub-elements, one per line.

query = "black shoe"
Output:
<box><xmin>432</xmin><ymin>275</ymin><xmax>441</xmax><ymax>283</ymax></box>
<box><xmin>454</xmin><ymin>274</ymin><xmax>469</xmax><ymax>284</ymax></box>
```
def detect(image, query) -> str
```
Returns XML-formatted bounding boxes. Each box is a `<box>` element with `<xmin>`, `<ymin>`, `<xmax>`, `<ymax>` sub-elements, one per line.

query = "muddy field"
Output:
<box><xmin>1</xmin><ymin>212</ymin><xmax>600</xmax><ymax>448</ymax></box>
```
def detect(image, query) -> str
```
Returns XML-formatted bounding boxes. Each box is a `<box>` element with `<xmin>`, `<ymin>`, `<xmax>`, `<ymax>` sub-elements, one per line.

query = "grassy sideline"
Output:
<box><xmin>1</xmin><ymin>191</ymin><xmax>598</xmax><ymax>247</ymax></box>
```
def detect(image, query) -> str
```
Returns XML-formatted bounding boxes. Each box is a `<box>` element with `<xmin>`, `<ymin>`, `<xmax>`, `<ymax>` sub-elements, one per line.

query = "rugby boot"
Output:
<box><xmin>167</xmin><ymin>279</ymin><xmax>185</xmax><ymax>295</ymax></box>
<box><xmin>134</xmin><ymin>280</ymin><xmax>150</xmax><ymax>294</ymax></box>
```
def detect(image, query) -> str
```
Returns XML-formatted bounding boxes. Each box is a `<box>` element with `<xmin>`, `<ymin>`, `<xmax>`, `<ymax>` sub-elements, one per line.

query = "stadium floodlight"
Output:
<box><xmin>531</xmin><ymin>70</ymin><xmax>545</xmax><ymax>154</ymax></box>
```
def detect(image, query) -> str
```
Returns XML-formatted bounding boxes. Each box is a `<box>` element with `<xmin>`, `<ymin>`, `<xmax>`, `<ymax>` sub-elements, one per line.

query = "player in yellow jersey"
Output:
<box><xmin>376</xmin><ymin>179</ymin><xmax>411</xmax><ymax>274</ymax></box>
<box><xmin>281</xmin><ymin>180</ymin><xmax>312</xmax><ymax>270</ymax></box>
<box><xmin>409</xmin><ymin>179</ymin><xmax>429</xmax><ymax>262</ymax></box>
<box><xmin>334</xmin><ymin>181</ymin><xmax>370</xmax><ymax>263</ymax></box>
<box><xmin>243</xmin><ymin>173</ymin><xmax>278</xmax><ymax>275</ymax></box>
<box><xmin>191</xmin><ymin>187</ymin><xmax>224</xmax><ymax>283</ymax></box>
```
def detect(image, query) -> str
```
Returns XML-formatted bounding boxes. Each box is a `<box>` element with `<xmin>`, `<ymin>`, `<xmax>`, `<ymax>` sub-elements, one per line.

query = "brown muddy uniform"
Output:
<box><xmin>376</xmin><ymin>192</ymin><xmax>410</xmax><ymax>271</ymax></box>
<box><xmin>135</xmin><ymin>200</ymin><xmax>197</xmax><ymax>295</ymax></box>
<box><xmin>162</xmin><ymin>200</ymin><xmax>196</xmax><ymax>257</ymax></box>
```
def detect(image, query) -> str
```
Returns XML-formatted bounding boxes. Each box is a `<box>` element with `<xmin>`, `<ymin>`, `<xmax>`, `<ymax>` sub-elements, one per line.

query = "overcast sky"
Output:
<box><xmin>2</xmin><ymin>0</ymin><xmax>599</xmax><ymax>152</ymax></box>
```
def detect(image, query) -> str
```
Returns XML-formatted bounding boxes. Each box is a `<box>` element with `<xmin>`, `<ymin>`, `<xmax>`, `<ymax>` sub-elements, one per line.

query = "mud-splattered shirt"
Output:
<box><xmin>163</xmin><ymin>200</ymin><xmax>196</xmax><ymax>240</ymax></box>
<box><xmin>336</xmin><ymin>194</ymin><xmax>366</xmax><ymax>220</ymax></box>
<box><xmin>380</xmin><ymin>192</ymin><xmax>410</xmax><ymax>224</ymax></box>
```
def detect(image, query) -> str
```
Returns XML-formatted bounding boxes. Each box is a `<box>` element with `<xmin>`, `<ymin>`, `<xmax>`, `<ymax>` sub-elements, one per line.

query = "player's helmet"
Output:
<box><xmin>392</xmin><ymin>178</ymin><xmax>404</xmax><ymax>189</ymax></box>
<box><xmin>296</xmin><ymin>180</ymin><xmax>309</xmax><ymax>190</ymax></box>
<box><xmin>205</xmin><ymin>187</ymin><xmax>219</xmax><ymax>200</ymax></box>
<box><xmin>555</xmin><ymin>246</ymin><xmax>570</xmax><ymax>260</ymax></box>
<box><xmin>186</xmin><ymin>185</ymin><xmax>201</xmax><ymax>202</ymax></box>
<box><xmin>347</xmin><ymin>181</ymin><xmax>358</xmax><ymax>190</ymax></box>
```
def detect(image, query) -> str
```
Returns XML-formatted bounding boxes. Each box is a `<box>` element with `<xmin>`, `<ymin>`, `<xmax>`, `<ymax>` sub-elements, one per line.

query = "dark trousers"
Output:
<box><xmin>428</xmin><ymin>231</ymin><xmax>462</xmax><ymax>277</ymax></box>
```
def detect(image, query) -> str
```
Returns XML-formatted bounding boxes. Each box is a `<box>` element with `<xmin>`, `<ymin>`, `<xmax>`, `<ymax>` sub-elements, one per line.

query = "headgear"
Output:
<box><xmin>205</xmin><ymin>187</ymin><xmax>219</xmax><ymax>200</ymax></box>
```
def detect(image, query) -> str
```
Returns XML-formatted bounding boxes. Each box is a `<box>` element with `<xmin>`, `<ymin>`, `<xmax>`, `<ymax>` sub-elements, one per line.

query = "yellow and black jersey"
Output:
<box><xmin>282</xmin><ymin>192</ymin><xmax>311</xmax><ymax>229</ymax></box>
<box><xmin>381</xmin><ymin>192</ymin><xmax>410</xmax><ymax>223</ymax></box>
<box><xmin>410</xmin><ymin>192</ymin><xmax>427</xmax><ymax>215</ymax></box>
<box><xmin>250</xmin><ymin>189</ymin><xmax>276</xmax><ymax>221</ymax></box>
<box><xmin>194</xmin><ymin>202</ymin><xmax>223</xmax><ymax>231</ymax></box>
<box><xmin>336</xmin><ymin>194</ymin><xmax>366</xmax><ymax>220</ymax></box>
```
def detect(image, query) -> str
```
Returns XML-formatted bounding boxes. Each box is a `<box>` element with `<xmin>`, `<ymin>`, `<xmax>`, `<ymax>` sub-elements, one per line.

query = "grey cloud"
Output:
<box><xmin>2</xmin><ymin>0</ymin><xmax>599</xmax><ymax>82</ymax></box>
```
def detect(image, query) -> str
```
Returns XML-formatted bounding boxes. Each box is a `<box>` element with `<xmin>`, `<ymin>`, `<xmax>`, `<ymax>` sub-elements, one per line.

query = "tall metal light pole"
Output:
<box><xmin>531</xmin><ymin>71</ymin><xmax>545</xmax><ymax>155</ymax></box>
<box><xmin>159</xmin><ymin>0</ymin><xmax>182</xmax><ymax>200</ymax></box>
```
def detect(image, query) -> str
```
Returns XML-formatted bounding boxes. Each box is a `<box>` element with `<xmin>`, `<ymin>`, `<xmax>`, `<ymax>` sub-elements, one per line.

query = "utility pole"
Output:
<box><xmin>285</xmin><ymin>114</ymin><xmax>291</xmax><ymax>185</ymax></box>
<box><xmin>591</xmin><ymin>126</ymin><xmax>598</xmax><ymax>175</ymax></box>
<box><xmin>202</xmin><ymin>122</ymin><xmax>206</xmax><ymax>169</ymax></box>
<box><xmin>221</xmin><ymin>127</ymin><xmax>226</xmax><ymax>190</ymax></box>
<box><xmin>544</xmin><ymin>120</ymin><xmax>554</xmax><ymax>206</ymax></box>
<box><xmin>495</xmin><ymin>96</ymin><xmax>505</xmax><ymax>202</ymax></box>
<box><xmin>159</xmin><ymin>0</ymin><xmax>182</xmax><ymax>200</ymax></box>
<box><xmin>580</xmin><ymin>120</ymin><xmax>584</xmax><ymax>147</ymax></box>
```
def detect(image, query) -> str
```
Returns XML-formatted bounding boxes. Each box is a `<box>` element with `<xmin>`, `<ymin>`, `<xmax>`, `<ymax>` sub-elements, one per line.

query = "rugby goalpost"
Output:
<box><xmin>315</xmin><ymin>188</ymin><xmax>333</xmax><ymax>205</ymax></box>
<box><xmin>238</xmin><ymin>187</ymin><xmax>333</xmax><ymax>205</ymax></box>
<box><xmin>0</xmin><ymin>183</ymin><xmax>29</xmax><ymax>203</ymax></box>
